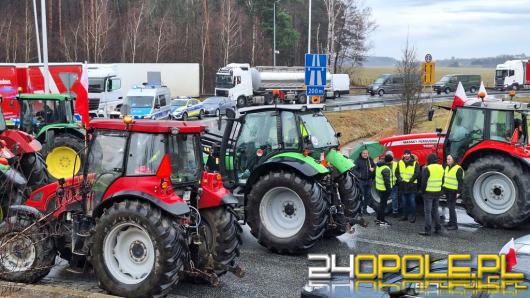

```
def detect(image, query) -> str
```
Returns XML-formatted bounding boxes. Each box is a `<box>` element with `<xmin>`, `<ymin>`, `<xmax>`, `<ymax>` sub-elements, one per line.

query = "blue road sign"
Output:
<box><xmin>305</xmin><ymin>54</ymin><xmax>327</xmax><ymax>96</ymax></box>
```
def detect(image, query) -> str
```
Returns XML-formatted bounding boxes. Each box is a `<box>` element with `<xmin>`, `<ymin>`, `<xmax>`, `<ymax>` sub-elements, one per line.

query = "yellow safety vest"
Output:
<box><xmin>443</xmin><ymin>164</ymin><xmax>464</xmax><ymax>191</ymax></box>
<box><xmin>391</xmin><ymin>161</ymin><xmax>398</xmax><ymax>185</ymax></box>
<box><xmin>375</xmin><ymin>164</ymin><xmax>394</xmax><ymax>191</ymax></box>
<box><xmin>398</xmin><ymin>160</ymin><xmax>417</xmax><ymax>183</ymax></box>
<box><xmin>426</xmin><ymin>164</ymin><xmax>444</xmax><ymax>192</ymax></box>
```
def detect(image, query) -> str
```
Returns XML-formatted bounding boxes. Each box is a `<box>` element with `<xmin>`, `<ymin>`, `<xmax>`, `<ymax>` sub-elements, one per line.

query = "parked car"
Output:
<box><xmin>433</xmin><ymin>74</ymin><xmax>481</xmax><ymax>95</ymax></box>
<box><xmin>170</xmin><ymin>97</ymin><xmax>204</xmax><ymax>120</ymax></box>
<box><xmin>366</xmin><ymin>74</ymin><xmax>404</xmax><ymax>96</ymax></box>
<box><xmin>201</xmin><ymin>96</ymin><xmax>235</xmax><ymax>117</ymax></box>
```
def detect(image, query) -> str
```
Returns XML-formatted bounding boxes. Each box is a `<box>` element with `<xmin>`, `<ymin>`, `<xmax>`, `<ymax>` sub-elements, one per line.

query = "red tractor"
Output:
<box><xmin>0</xmin><ymin>117</ymin><xmax>242</xmax><ymax>297</ymax></box>
<box><xmin>380</xmin><ymin>96</ymin><xmax>530</xmax><ymax>228</ymax></box>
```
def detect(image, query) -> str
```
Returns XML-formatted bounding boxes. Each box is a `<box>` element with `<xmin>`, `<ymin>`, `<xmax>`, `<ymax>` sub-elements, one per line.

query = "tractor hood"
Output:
<box><xmin>379</xmin><ymin>133</ymin><xmax>444</xmax><ymax>166</ymax></box>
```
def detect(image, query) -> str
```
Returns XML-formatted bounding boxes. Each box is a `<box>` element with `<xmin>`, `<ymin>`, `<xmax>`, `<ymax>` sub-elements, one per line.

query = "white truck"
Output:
<box><xmin>331</xmin><ymin>74</ymin><xmax>350</xmax><ymax>98</ymax></box>
<box><xmin>214</xmin><ymin>63</ymin><xmax>333</xmax><ymax>108</ymax></box>
<box><xmin>495</xmin><ymin>59</ymin><xmax>530</xmax><ymax>91</ymax></box>
<box><xmin>88</xmin><ymin>63</ymin><xmax>200</xmax><ymax>118</ymax></box>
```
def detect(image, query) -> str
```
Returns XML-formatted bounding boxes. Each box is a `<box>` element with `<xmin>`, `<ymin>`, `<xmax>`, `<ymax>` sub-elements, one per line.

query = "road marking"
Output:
<box><xmin>355</xmin><ymin>237</ymin><xmax>452</xmax><ymax>255</ymax></box>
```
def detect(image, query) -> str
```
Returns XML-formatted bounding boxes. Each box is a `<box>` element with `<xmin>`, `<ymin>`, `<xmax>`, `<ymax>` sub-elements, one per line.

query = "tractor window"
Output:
<box><xmin>126</xmin><ymin>133</ymin><xmax>165</xmax><ymax>176</ymax></box>
<box><xmin>300</xmin><ymin>112</ymin><xmax>339</xmax><ymax>149</ymax></box>
<box><xmin>489</xmin><ymin>110</ymin><xmax>514</xmax><ymax>142</ymax></box>
<box><xmin>87</xmin><ymin>130</ymin><xmax>127</xmax><ymax>202</ymax></box>
<box><xmin>282</xmin><ymin>111</ymin><xmax>299</xmax><ymax>150</ymax></box>
<box><xmin>168</xmin><ymin>134</ymin><xmax>201</xmax><ymax>183</ymax></box>
<box><xmin>235</xmin><ymin>111</ymin><xmax>279</xmax><ymax>181</ymax></box>
<box><xmin>446</xmin><ymin>108</ymin><xmax>485</xmax><ymax>161</ymax></box>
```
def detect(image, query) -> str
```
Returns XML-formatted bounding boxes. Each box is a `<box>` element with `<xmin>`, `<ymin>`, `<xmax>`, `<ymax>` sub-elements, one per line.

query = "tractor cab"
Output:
<box><xmin>17</xmin><ymin>93</ymin><xmax>76</xmax><ymax>134</ymax></box>
<box><xmin>444</xmin><ymin>101</ymin><xmax>530</xmax><ymax>163</ymax></box>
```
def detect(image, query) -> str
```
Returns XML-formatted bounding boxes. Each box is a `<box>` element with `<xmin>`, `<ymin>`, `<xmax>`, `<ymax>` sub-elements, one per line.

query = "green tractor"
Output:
<box><xmin>15</xmin><ymin>93</ymin><xmax>85</xmax><ymax>179</ymax></box>
<box><xmin>211</xmin><ymin>104</ymin><xmax>362</xmax><ymax>253</ymax></box>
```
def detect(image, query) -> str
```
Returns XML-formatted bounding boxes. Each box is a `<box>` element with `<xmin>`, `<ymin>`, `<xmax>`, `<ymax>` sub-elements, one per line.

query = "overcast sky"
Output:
<box><xmin>367</xmin><ymin>0</ymin><xmax>530</xmax><ymax>59</ymax></box>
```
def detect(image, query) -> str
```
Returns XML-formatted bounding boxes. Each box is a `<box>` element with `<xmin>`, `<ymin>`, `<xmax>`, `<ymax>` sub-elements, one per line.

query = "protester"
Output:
<box><xmin>419</xmin><ymin>153</ymin><xmax>444</xmax><ymax>236</ymax></box>
<box><xmin>396</xmin><ymin>149</ymin><xmax>420</xmax><ymax>223</ymax></box>
<box><xmin>385</xmin><ymin>150</ymin><xmax>400</xmax><ymax>217</ymax></box>
<box><xmin>375</xmin><ymin>154</ymin><xmax>394</xmax><ymax>226</ymax></box>
<box><xmin>442</xmin><ymin>154</ymin><xmax>464</xmax><ymax>230</ymax></box>
<box><xmin>354</xmin><ymin>148</ymin><xmax>376</xmax><ymax>215</ymax></box>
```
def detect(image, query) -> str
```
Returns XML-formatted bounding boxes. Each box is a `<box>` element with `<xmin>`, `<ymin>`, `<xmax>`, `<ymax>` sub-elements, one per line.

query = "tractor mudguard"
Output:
<box><xmin>8</xmin><ymin>205</ymin><xmax>44</xmax><ymax>219</ymax></box>
<box><xmin>0</xmin><ymin>130</ymin><xmax>41</xmax><ymax>154</ymax></box>
<box><xmin>326</xmin><ymin>149</ymin><xmax>354</xmax><ymax>174</ymax></box>
<box><xmin>36</xmin><ymin>124</ymin><xmax>84</xmax><ymax>140</ymax></box>
<box><xmin>101</xmin><ymin>191</ymin><xmax>190</xmax><ymax>217</ymax></box>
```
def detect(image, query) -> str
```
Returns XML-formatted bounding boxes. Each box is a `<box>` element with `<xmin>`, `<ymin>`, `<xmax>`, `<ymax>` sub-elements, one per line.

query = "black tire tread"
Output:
<box><xmin>325</xmin><ymin>172</ymin><xmax>361</xmax><ymax>237</ymax></box>
<box><xmin>20</xmin><ymin>152</ymin><xmax>51</xmax><ymax>191</ymax></box>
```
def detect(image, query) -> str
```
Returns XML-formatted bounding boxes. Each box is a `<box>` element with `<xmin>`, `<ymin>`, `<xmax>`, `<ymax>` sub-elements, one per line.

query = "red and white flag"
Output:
<box><xmin>451</xmin><ymin>82</ymin><xmax>468</xmax><ymax>110</ymax></box>
<box><xmin>499</xmin><ymin>238</ymin><xmax>517</xmax><ymax>272</ymax></box>
<box><xmin>478</xmin><ymin>81</ymin><xmax>488</xmax><ymax>99</ymax></box>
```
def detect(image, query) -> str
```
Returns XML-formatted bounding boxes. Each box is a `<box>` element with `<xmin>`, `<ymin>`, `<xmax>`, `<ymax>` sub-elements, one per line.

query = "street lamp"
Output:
<box><xmin>273</xmin><ymin>0</ymin><xmax>281</xmax><ymax>66</ymax></box>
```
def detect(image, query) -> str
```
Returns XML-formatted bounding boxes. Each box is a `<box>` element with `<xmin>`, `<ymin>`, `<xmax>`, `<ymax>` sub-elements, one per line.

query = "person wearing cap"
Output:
<box><xmin>354</xmin><ymin>148</ymin><xmax>376</xmax><ymax>215</ymax></box>
<box><xmin>419</xmin><ymin>153</ymin><xmax>444</xmax><ymax>236</ymax></box>
<box><xmin>375</xmin><ymin>154</ymin><xmax>394</xmax><ymax>226</ymax></box>
<box><xmin>384</xmin><ymin>150</ymin><xmax>400</xmax><ymax>217</ymax></box>
<box><xmin>442</xmin><ymin>154</ymin><xmax>464</xmax><ymax>230</ymax></box>
<box><xmin>395</xmin><ymin>149</ymin><xmax>420</xmax><ymax>223</ymax></box>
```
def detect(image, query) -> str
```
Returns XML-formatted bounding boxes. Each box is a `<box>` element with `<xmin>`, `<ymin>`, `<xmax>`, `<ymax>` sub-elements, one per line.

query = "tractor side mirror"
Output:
<box><xmin>435</xmin><ymin>128</ymin><xmax>443</xmax><ymax>135</ymax></box>
<box><xmin>428</xmin><ymin>109</ymin><xmax>435</xmax><ymax>121</ymax></box>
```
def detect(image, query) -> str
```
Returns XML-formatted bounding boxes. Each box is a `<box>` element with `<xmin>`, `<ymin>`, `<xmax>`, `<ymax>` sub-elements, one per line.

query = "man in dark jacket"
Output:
<box><xmin>375</xmin><ymin>154</ymin><xmax>394</xmax><ymax>226</ymax></box>
<box><xmin>442</xmin><ymin>154</ymin><xmax>464</xmax><ymax>230</ymax></box>
<box><xmin>354</xmin><ymin>149</ymin><xmax>376</xmax><ymax>215</ymax></box>
<box><xmin>395</xmin><ymin>149</ymin><xmax>420</xmax><ymax>223</ymax></box>
<box><xmin>419</xmin><ymin>153</ymin><xmax>444</xmax><ymax>236</ymax></box>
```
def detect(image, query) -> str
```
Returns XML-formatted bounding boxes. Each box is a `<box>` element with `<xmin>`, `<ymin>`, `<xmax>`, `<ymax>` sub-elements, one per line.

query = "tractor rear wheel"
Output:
<box><xmin>91</xmin><ymin>200</ymin><xmax>185</xmax><ymax>298</ymax></box>
<box><xmin>19</xmin><ymin>152</ymin><xmax>50</xmax><ymax>191</ymax></box>
<box><xmin>196</xmin><ymin>206</ymin><xmax>242</xmax><ymax>276</ymax></box>
<box><xmin>0</xmin><ymin>215</ymin><xmax>56</xmax><ymax>283</ymax></box>
<box><xmin>463</xmin><ymin>155</ymin><xmax>530</xmax><ymax>228</ymax></box>
<box><xmin>325</xmin><ymin>172</ymin><xmax>362</xmax><ymax>237</ymax></box>
<box><xmin>247</xmin><ymin>171</ymin><xmax>328</xmax><ymax>254</ymax></box>
<box><xmin>45</xmin><ymin>134</ymin><xmax>84</xmax><ymax>180</ymax></box>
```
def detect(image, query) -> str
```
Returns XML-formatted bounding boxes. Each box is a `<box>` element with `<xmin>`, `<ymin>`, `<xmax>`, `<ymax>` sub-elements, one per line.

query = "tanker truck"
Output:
<box><xmin>214</xmin><ymin>63</ymin><xmax>333</xmax><ymax>108</ymax></box>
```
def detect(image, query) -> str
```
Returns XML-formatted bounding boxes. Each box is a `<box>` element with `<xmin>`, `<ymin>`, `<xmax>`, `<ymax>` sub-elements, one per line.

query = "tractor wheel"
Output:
<box><xmin>45</xmin><ymin>134</ymin><xmax>84</xmax><ymax>180</ymax></box>
<box><xmin>463</xmin><ymin>156</ymin><xmax>530</xmax><ymax>228</ymax></box>
<box><xmin>196</xmin><ymin>206</ymin><xmax>242</xmax><ymax>276</ymax></box>
<box><xmin>324</xmin><ymin>172</ymin><xmax>362</xmax><ymax>238</ymax></box>
<box><xmin>19</xmin><ymin>152</ymin><xmax>50</xmax><ymax>191</ymax></box>
<box><xmin>247</xmin><ymin>171</ymin><xmax>328</xmax><ymax>254</ymax></box>
<box><xmin>91</xmin><ymin>200</ymin><xmax>185</xmax><ymax>298</ymax></box>
<box><xmin>0</xmin><ymin>215</ymin><xmax>56</xmax><ymax>283</ymax></box>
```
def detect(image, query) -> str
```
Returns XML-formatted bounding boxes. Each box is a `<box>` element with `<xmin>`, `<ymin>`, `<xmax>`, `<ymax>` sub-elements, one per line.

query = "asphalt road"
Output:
<box><xmin>39</xmin><ymin>207</ymin><xmax>530</xmax><ymax>297</ymax></box>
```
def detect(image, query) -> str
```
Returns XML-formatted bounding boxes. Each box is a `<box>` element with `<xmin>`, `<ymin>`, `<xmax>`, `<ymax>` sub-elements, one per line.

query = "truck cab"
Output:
<box><xmin>495</xmin><ymin>60</ymin><xmax>530</xmax><ymax>91</ymax></box>
<box><xmin>214</xmin><ymin>63</ymin><xmax>253</xmax><ymax>105</ymax></box>
<box><xmin>116</xmin><ymin>85</ymin><xmax>171</xmax><ymax>120</ymax></box>
<box><xmin>88</xmin><ymin>64</ymin><xmax>123</xmax><ymax>118</ymax></box>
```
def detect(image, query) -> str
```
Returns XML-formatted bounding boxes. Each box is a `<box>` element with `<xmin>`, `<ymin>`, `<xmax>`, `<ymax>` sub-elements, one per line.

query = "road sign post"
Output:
<box><xmin>305</xmin><ymin>54</ymin><xmax>327</xmax><ymax>101</ymax></box>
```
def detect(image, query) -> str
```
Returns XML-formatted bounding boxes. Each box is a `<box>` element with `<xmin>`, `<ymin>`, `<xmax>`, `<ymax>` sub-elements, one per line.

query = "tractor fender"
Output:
<box><xmin>96</xmin><ymin>191</ymin><xmax>190</xmax><ymax>218</ymax></box>
<box><xmin>0</xmin><ymin>130</ymin><xmax>41</xmax><ymax>154</ymax></box>
<box><xmin>8</xmin><ymin>205</ymin><xmax>44</xmax><ymax>219</ymax></box>
<box><xmin>460</xmin><ymin>141</ymin><xmax>530</xmax><ymax>170</ymax></box>
<box><xmin>245</xmin><ymin>157</ymin><xmax>327</xmax><ymax>191</ymax></box>
<box><xmin>37</xmin><ymin>126</ymin><xmax>85</xmax><ymax>142</ymax></box>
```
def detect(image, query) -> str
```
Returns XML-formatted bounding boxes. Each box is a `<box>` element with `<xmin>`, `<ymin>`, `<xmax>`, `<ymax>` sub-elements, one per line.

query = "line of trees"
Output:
<box><xmin>0</xmin><ymin>0</ymin><xmax>375</xmax><ymax>93</ymax></box>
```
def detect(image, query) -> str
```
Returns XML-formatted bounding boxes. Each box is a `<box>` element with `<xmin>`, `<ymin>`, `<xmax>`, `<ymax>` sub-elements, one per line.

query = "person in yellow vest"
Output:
<box><xmin>442</xmin><ymin>154</ymin><xmax>464</xmax><ymax>230</ymax></box>
<box><xmin>395</xmin><ymin>149</ymin><xmax>420</xmax><ymax>223</ymax></box>
<box><xmin>419</xmin><ymin>153</ymin><xmax>444</xmax><ymax>236</ymax></box>
<box><xmin>385</xmin><ymin>150</ymin><xmax>400</xmax><ymax>217</ymax></box>
<box><xmin>375</xmin><ymin>154</ymin><xmax>394</xmax><ymax>226</ymax></box>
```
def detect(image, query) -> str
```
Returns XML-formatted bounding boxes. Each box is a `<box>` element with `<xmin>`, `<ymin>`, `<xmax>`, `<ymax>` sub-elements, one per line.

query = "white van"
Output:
<box><xmin>112</xmin><ymin>85</ymin><xmax>172</xmax><ymax>119</ymax></box>
<box><xmin>331</xmin><ymin>74</ymin><xmax>350</xmax><ymax>98</ymax></box>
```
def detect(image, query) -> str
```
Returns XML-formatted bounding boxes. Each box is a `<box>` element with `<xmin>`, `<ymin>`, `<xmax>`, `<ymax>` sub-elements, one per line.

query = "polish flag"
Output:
<box><xmin>451</xmin><ymin>82</ymin><xmax>468</xmax><ymax>110</ymax></box>
<box><xmin>478</xmin><ymin>81</ymin><xmax>488</xmax><ymax>99</ymax></box>
<box><xmin>499</xmin><ymin>238</ymin><xmax>517</xmax><ymax>272</ymax></box>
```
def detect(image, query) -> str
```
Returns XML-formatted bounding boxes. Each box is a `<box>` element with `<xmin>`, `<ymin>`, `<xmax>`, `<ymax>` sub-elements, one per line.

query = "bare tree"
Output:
<box><xmin>220</xmin><ymin>0</ymin><xmax>241</xmax><ymax>65</ymax></box>
<box><xmin>126</xmin><ymin>0</ymin><xmax>147</xmax><ymax>63</ymax></box>
<box><xmin>397</xmin><ymin>38</ymin><xmax>423</xmax><ymax>134</ymax></box>
<box><xmin>200</xmin><ymin>0</ymin><xmax>210</xmax><ymax>94</ymax></box>
<box><xmin>153</xmin><ymin>12</ymin><xmax>171</xmax><ymax>63</ymax></box>
<box><xmin>323</xmin><ymin>0</ymin><xmax>341</xmax><ymax>68</ymax></box>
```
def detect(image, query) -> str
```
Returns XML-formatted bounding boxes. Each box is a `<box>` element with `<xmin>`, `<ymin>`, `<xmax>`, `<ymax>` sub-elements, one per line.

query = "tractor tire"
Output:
<box><xmin>463</xmin><ymin>156</ymin><xmax>530</xmax><ymax>228</ymax></box>
<box><xmin>91</xmin><ymin>200</ymin><xmax>185</xmax><ymax>298</ymax></box>
<box><xmin>324</xmin><ymin>172</ymin><xmax>362</xmax><ymax>238</ymax></box>
<box><xmin>247</xmin><ymin>171</ymin><xmax>328</xmax><ymax>254</ymax></box>
<box><xmin>0</xmin><ymin>215</ymin><xmax>56</xmax><ymax>283</ymax></box>
<box><xmin>45</xmin><ymin>133</ymin><xmax>84</xmax><ymax>180</ymax></box>
<box><xmin>197</xmin><ymin>206</ymin><xmax>242</xmax><ymax>276</ymax></box>
<box><xmin>19</xmin><ymin>152</ymin><xmax>51</xmax><ymax>191</ymax></box>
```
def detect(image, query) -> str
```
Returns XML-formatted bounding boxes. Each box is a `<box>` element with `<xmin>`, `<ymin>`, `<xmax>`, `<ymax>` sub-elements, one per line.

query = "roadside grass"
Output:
<box><xmin>347</xmin><ymin>67</ymin><xmax>495</xmax><ymax>88</ymax></box>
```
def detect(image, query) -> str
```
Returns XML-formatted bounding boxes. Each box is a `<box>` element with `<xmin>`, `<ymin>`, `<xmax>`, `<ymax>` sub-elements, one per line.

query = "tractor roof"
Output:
<box><xmin>17</xmin><ymin>93</ymin><xmax>75</xmax><ymax>101</ymax></box>
<box><xmin>465</xmin><ymin>99</ymin><xmax>530</xmax><ymax>111</ymax></box>
<box><xmin>238</xmin><ymin>104</ymin><xmax>325</xmax><ymax>114</ymax></box>
<box><xmin>90</xmin><ymin>119</ymin><xmax>207</xmax><ymax>134</ymax></box>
